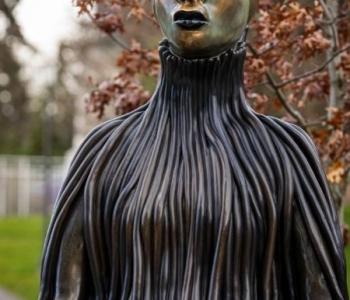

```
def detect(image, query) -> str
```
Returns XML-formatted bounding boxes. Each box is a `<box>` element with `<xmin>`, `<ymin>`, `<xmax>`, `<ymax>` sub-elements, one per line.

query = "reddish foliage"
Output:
<box><xmin>117</xmin><ymin>40</ymin><xmax>160</xmax><ymax>76</ymax></box>
<box><xmin>94</xmin><ymin>9</ymin><xmax>124</xmax><ymax>34</ymax></box>
<box><xmin>86</xmin><ymin>72</ymin><xmax>150</xmax><ymax>117</ymax></box>
<box><xmin>75</xmin><ymin>0</ymin><xmax>350</xmax><ymax>189</ymax></box>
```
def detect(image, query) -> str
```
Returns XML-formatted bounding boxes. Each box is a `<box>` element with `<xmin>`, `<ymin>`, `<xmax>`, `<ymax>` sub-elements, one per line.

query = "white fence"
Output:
<box><xmin>0</xmin><ymin>155</ymin><xmax>66</xmax><ymax>216</ymax></box>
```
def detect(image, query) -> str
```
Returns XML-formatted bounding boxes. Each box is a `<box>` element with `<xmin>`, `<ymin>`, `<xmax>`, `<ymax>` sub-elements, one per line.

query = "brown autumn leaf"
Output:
<box><xmin>327</xmin><ymin>161</ymin><xmax>345</xmax><ymax>184</ymax></box>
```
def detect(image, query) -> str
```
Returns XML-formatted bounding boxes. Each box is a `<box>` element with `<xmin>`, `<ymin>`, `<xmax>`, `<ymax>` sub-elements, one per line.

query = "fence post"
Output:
<box><xmin>17</xmin><ymin>157</ymin><xmax>31</xmax><ymax>216</ymax></box>
<box><xmin>0</xmin><ymin>158</ymin><xmax>7</xmax><ymax>216</ymax></box>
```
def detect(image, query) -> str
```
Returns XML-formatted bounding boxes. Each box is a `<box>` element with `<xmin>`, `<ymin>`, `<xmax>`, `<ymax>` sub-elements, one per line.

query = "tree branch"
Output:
<box><xmin>265</xmin><ymin>72</ymin><xmax>306</xmax><ymax>127</ymax></box>
<box><xmin>304</xmin><ymin>116</ymin><xmax>328</xmax><ymax>128</ymax></box>
<box><xmin>319</xmin><ymin>0</ymin><xmax>339</xmax><ymax>49</ymax></box>
<box><xmin>105</xmin><ymin>32</ymin><xmax>130</xmax><ymax>50</ymax></box>
<box><xmin>276</xmin><ymin>44</ymin><xmax>350</xmax><ymax>88</ymax></box>
<box><xmin>247</xmin><ymin>43</ymin><xmax>350</xmax><ymax>125</ymax></box>
<box><xmin>0</xmin><ymin>0</ymin><xmax>37</xmax><ymax>51</ymax></box>
<box><xmin>87</xmin><ymin>11</ymin><xmax>130</xmax><ymax>50</ymax></box>
<box><xmin>248</xmin><ymin>80</ymin><xmax>269</xmax><ymax>89</ymax></box>
<box><xmin>138</xmin><ymin>11</ymin><xmax>159</xmax><ymax>27</ymax></box>
<box><xmin>318</xmin><ymin>10</ymin><xmax>350</xmax><ymax>26</ymax></box>
<box><xmin>247</xmin><ymin>44</ymin><xmax>306</xmax><ymax>127</ymax></box>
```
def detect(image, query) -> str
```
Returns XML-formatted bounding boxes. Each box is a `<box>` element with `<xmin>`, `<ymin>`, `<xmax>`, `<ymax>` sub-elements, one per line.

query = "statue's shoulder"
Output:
<box><xmin>69</xmin><ymin>104</ymin><xmax>148</xmax><ymax>168</ymax></box>
<box><xmin>86</xmin><ymin>104</ymin><xmax>147</xmax><ymax>143</ymax></box>
<box><xmin>258</xmin><ymin>114</ymin><xmax>318</xmax><ymax>153</ymax></box>
<box><xmin>253</xmin><ymin>114</ymin><xmax>323</xmax><ymax>174</ymax></box>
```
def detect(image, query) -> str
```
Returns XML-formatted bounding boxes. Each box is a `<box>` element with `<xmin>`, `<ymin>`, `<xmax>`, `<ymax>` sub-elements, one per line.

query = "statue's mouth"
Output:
<box><xmin>174</xmin><ymin>11</ymin><xmax>208</xmax><ymax>30</ymax></box>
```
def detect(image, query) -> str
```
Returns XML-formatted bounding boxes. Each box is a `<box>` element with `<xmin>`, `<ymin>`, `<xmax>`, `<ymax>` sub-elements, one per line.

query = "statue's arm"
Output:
<box><xmin>40</xmin><ymin>117</ymin><xmax>130</xmax><ymax>299</ymax></box>
<box><xmin>292</xmin><ymin>207</ymin><xmax>334</xmax><ymax>299</ymax></box>
<box><xmin>288</xmin><ymin>124</ymin><xmax>348</xmax><ymax>299</ymax></box>
<box><xmin>54</xmin><ymin>200</ymin><xmax>86</xmax><ymax>300</ymax></box>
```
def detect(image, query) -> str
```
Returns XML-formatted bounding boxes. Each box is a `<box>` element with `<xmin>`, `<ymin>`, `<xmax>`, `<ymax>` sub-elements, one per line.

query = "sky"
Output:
<box><xmin>13</xmin><ymin>0</ymin><xmax>81</xmax><ymax>93</ymax></box>
<box><xmin>16</xmin><ymin>0</ymin><xmax>79</xmax><ymax>59</ymax></box>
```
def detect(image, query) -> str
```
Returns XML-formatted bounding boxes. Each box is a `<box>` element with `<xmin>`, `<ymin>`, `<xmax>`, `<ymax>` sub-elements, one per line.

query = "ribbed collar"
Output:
<box><xmin>156</xmin><ymin>38</ymin><xmax>247</xmax><ymax>103</ymax></box>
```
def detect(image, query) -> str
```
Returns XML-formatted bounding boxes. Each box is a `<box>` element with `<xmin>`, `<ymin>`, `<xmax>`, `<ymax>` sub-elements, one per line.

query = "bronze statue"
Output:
<box><xmin>40</xmin><ymin>0</ymin><xmax>348</xmax><ymax>298</ymax></box>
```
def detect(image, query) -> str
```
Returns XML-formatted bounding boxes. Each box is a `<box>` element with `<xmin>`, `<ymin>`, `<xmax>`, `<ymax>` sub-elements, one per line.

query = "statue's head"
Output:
<box><xmin>154</xmin><ymin>0</ymin><xmax>257</xmax><ymax>58</ymax></box>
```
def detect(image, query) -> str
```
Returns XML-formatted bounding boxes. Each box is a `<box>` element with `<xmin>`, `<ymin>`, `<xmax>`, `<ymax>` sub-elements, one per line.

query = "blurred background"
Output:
<box><xmin>0</xmin><ymin>0</ymin><xmax>349</xmax><ymax>299</ymax></box>
<box><xmin>0</xmin><ymin>0</ymin><xmax>133</xmax><ymax>298</ymax></box>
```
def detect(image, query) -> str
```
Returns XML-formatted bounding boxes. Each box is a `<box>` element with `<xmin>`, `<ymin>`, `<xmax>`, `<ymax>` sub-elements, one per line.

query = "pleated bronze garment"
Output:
<box><xmin>40</xmin><ymin>38</ymin><xmax>348</xmax><ymax>299</ymax></box>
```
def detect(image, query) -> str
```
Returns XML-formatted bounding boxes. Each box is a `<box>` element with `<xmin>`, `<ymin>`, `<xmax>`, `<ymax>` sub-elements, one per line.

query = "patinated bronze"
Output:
<box><xmin>155</xmin><ymin>0</ymin><xmax>256</xmax><ymax>58</ymax></box>
<box><xmin>40</xmin><ymin>0</ymin><xmax>348</xmax><ymax>299</ymax></box>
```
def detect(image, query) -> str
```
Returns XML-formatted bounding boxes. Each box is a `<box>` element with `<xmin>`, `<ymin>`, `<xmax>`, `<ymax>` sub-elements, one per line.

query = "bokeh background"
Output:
<box><xmin>0</xmin><ymin>0</ymin><xmax>349</xmax><ymax>299</ymax></box>
<box><xmin>0</xmin><ymin>1</ymin><xmax>128</xmax><ymax>298</ymax></box>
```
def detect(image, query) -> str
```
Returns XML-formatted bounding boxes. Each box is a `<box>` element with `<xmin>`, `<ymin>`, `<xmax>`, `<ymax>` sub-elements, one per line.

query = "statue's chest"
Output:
<box><xmin>117</xmin><ymin>180</ymin><xmax>206</xmax><ymax>232</ymax></box>
<box><xmin>112</xmin><ymin>153</ymin><xmax>262</xmax><ymax>247</ymax></box>
<box><xmin>105</xmin><ymin>150</ymin><xmax>266</xmax><ymax>298</ymax></box>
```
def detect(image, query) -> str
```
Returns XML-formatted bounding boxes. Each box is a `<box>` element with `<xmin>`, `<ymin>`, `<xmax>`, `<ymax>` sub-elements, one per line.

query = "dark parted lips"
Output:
<box><xmin>174</xmin><ymin>10</ymin><xmax>208</xmax><ymax>30</ymax></box>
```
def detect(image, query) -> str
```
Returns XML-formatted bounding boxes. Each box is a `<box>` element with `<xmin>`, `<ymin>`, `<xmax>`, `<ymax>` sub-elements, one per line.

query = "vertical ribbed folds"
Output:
<box><xmin>40</xmin><ymin>39</ymin><xmax>348</xmax><ymax>299</ymax></box>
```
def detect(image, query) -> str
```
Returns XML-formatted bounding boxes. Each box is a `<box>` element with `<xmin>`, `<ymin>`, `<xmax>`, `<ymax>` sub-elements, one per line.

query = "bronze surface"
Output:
<box><xmin>39</xmin><ymin>1</ymin><xmax>348</xmax><ymax>298</ymax></box>
<box><xmin>154</xmin><ymin>0</ymin><xmax>253</xmax><ymax>58</ymax></box>
<box><xmin>40</xmin><ymin>37</ymin><xmax>348</xmax><ymax>299</ymax></box>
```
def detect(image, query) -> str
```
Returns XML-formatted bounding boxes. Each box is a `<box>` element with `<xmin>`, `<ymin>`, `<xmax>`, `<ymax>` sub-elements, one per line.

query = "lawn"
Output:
<box><xmin>1</xmin><ymin>211</ymin><xmax>350</xmax><ymax>299</ymax></box>
<box><xmin>0</xmin><ymin>216</ymin><xmax>43</xmax><ymax>300</ymax></box>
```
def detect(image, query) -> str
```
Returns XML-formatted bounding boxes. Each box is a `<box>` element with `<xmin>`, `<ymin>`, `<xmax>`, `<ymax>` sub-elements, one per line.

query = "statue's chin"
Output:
<box><xmin>168</xmin><ymin>38</ymin><xmax>238</xmax><ymax>59</ymax></box>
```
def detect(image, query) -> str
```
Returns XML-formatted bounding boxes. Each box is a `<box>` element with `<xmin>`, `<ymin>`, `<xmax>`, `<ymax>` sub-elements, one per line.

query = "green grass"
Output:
<box><xmin>0</xmin><ymin>216</ymin><xmax>43</xmax><ymax>300</ymax></box>
<box><xmin>1</xmin><ymin>211</ymin><xmax>350</xmax><ymax>299</ymax></box>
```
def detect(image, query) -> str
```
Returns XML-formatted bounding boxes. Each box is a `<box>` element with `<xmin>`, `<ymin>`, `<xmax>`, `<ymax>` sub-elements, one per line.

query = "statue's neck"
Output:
<box><xmin>153</xmin><ymin>39</ymin><xmax>247</xmax><ymax>113</ymax></box>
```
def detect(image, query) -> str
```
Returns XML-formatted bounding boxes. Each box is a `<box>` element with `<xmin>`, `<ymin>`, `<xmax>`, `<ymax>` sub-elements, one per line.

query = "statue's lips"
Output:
<box><xmin>174</xmin><ymin>11</ymin><xmax>208</xmax><ymax>30</ymax></box>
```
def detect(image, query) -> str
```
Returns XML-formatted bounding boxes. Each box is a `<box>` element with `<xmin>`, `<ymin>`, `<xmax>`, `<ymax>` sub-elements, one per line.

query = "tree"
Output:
<box><xmin>0</xmin><ymin>0</ymin><xmax>76</xmax><ymax>155</ymax></box>
<box><xmin>0</xmin><ymin>0</ymin><xmax>32</xmax><ymax>153</ymax></box>
<box><xmin>74</xmin><ymin>0</ymin><xmax>350</xmax><ymax>215</ymax></box>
